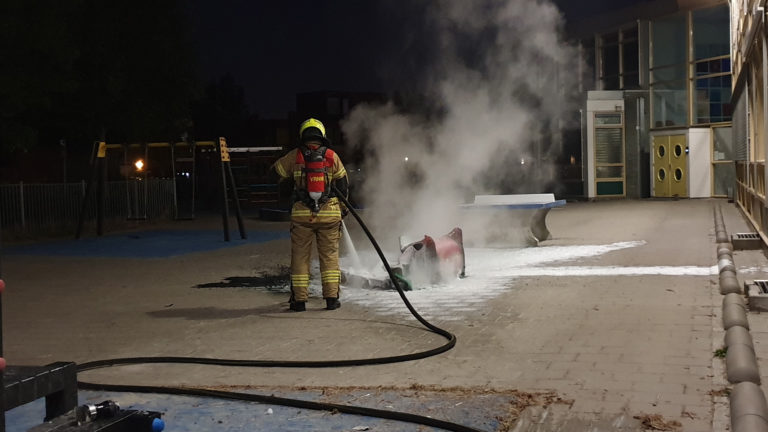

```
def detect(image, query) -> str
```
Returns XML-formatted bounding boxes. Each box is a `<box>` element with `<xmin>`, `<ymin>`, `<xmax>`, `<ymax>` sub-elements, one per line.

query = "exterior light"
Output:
<box><xmin>520</xmin><ymin>158</ymin><xmax>526</xmax><ymax>165</ymax></box>
<box><xmin>404</xmin><ymin>156</ymin><xmax>409</xmax><ymax>162</ymax></box>
<box><xmin>134</xmin><ymin>159</ymin><xmax>144</xmax><ymax>171</ymax></box>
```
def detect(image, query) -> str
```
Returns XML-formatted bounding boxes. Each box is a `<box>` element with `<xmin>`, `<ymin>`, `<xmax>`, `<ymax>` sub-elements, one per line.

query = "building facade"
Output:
<box><xmin>731</xmin><ymin>0</ymin><xmax>768</xmax><ymax>240</ymax></box>
<box><xmin>572</xmin><ymin>0</ymin><xmax>732</xmax><ymax>199</ymax></box>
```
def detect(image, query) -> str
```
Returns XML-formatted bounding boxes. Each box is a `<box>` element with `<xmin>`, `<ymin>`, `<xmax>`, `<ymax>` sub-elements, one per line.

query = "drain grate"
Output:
<box><xmin>732</xmin><ymin>232</ymin><xmax>763</xmax><ymax>250</ymax></box>
<box><xmin>748</xmin><ymin>280</ymin><xmax>768</xmax><ymax>311</ymax></box>
<box><xmin>755</xmin><ymin>280</ymin><xmax>768</xmax><ymax>294</ymax></box>
<box><xmin>734</xmin><ymin>233</ymin><xmax>761</xmax><ymax>240</ymax></box>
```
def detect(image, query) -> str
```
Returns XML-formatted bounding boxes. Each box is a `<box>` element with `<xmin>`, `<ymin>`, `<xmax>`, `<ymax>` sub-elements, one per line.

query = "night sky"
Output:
<box><xmin>187</xmin><ymin>0</ymin><xmax>648</xmax><ymax>119</ymax></box>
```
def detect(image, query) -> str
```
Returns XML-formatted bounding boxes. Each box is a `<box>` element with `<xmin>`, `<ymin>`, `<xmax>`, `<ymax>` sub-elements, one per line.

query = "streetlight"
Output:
<box><xmin>134</xmin><ymin>159</ymin><xmax>144</xmax><ymax>172</ymax></box>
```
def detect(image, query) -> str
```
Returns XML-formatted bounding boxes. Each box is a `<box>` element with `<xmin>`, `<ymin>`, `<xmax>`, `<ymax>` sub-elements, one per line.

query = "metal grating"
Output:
<box><xmin>734</xmin><ymin>233</ymin><xmax>761</xmax><ymax>239</ymax></box>
<box><xmin>732</xmin><ymin>232</ymin><xmax>763</xmax><ymax>250</ymax></box>
<box><xmin>754</xmin><ymin>280</ymin><xmax>768</xmax><ymax>294</ymax></box>
<box><xmin>733</xmin><ymin>83</ymin><xmax>748</xmax><ymax>161</ymax></box>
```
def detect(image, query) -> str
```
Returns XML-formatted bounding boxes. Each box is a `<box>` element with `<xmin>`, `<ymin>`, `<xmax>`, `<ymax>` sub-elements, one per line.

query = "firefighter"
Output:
<box><xmin>272</xmin><ymin>118</ymin><xmax>349</xmax><ymax>311</ymax></box>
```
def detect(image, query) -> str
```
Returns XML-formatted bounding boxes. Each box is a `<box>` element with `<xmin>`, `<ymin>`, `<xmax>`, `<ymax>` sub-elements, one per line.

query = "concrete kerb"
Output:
<box><xmin>726</xmin><ymin>344</ymin><xmax>761</xmax><ymax>384</ymax></box>
<box><xmin>725</xmin><ymin>329</ymin><xmax>759</xmax><ymax>384</ymax></box>
<box><xmin>719</xmin><ymin>257</ymin><xmax>737</xmax><ymax>274</ymax></box>
<box><xmin>718</xmin><ymin>242</ymin><xmax>734</xmax><ymax>252</ymax></box>
<box><xmin>724</xmin><ymin>293</ymin><xmax>748</xmax><ymax>310</ymax></box>
<box><xmin>726</xmin><ymin>326</ymin><xmax>755</xmax><ymax>348</ymax></box>
<box><xmin>731</xmin><ymin>382</ymin><xmax>768</xmax><ymax>429</ymax></box>
<box><xmin>716</xmin><ymin>207</ymin><xmax>768</xmax><ymax>431</ymax></box>
<box><xmin>721</xmin><ymin>273</ymin><xmax>743</xmax><ymax>295</ymax></box>
<box><xmin>731</xmin><ymin>415</ymin><xmax>768</xmax><ymax>432</ymax></box>
<box><xmin>723</xmin><ymin>303</ymin><xmax>750</xmax><ymax>329</ymax></box>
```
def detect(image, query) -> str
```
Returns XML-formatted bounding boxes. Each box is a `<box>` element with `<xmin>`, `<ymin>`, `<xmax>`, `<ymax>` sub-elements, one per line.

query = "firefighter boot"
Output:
<box><xmin>289</xmin><ymin>301</ymin><xmax>306</xmax><ymax>312</ymax></box>
<box><xmin>325</xmin><ymin>297</ymin><xmax>341</xmax><ymax>310</ymax></box>
<box><xmin>289</xmin><ymin>295</ymin><xmax>306</xmax><ymax>312</ymax></box>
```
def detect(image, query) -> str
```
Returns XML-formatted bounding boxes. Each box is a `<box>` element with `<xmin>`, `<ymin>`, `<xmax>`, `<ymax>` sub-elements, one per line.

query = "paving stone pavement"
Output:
<box><xmin>1</xmin><ymin>199</ymin><xmax>751</xmax><ymax>431</ymax></box>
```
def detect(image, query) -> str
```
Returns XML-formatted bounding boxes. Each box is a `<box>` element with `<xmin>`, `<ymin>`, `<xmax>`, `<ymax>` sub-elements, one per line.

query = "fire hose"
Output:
<box><xmin>76</xmin><ymin>188</ymin><xmax>482</xmax><ymax>432</ymax></box>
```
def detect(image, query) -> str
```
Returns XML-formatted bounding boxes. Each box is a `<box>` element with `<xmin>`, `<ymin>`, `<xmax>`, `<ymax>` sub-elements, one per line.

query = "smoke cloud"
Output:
<box><xmin>342</xmin><ymin>0</ymin><xmax>582</xmax><ymax>246</ymax></box>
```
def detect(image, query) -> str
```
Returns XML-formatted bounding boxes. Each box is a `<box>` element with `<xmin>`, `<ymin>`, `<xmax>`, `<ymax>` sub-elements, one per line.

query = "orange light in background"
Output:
<box><xmin>134</xmin><ymin>159</ymin><xmax>144</xmax><ymax>171</ymax></box>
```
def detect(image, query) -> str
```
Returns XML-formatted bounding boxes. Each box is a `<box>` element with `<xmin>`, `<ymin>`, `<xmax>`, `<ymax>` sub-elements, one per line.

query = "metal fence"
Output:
<box><xmin>0</xmin><ymin>179</ymin><xmax>175</xmax><ymax>236</ymax></box>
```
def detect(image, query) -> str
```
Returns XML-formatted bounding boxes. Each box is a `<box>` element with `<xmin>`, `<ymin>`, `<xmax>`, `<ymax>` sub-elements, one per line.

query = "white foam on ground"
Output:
<box><xmin>494</xmin><ymin>265</ymin><xmax>715</xmax><ymax>277</ymax></box>
<box><xmin>257</xmin><ymin>240</ymin><xmax>712</xmax><ymax>319</ymax></box>
<box><xmin>736</xmin><ymin>267</ymin><xmax>768</xmax><ymax>274</ymax></box>
<box><xmin>334</xmin><ymin>240</ymin><xmax>714</xmax><ymax>319</ymax></box>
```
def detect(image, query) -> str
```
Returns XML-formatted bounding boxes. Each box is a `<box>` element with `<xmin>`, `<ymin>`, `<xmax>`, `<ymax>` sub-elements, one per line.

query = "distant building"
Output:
<box><xmin>569</xmin><ymin>0</ymin><xmax>731</xmax><ymax>199</ymax></box>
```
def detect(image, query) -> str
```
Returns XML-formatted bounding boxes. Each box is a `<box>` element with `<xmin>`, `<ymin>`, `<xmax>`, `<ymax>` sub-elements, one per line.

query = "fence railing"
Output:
<box><xmin>0</xmin><ymin>179</ymin><xmax>175</xmax><ymax>236</ymax></box>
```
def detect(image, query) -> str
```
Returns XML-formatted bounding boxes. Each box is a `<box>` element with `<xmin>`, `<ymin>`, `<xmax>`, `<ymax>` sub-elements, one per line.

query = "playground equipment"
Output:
<box><xmin>75</xmin><ymin>138</ymin><xmax>246</xmax><ymax>241</ymax></box>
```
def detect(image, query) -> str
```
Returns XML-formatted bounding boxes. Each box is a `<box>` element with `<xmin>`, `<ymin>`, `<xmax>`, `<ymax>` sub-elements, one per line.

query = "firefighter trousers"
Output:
<box><xmin>290</xmin><ymin>220</ymin><xmax>342</xmax><ymax>302</ymax></box>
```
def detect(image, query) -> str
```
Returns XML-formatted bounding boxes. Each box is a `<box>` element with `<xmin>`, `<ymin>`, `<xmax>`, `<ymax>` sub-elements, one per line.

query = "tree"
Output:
<box><xmin>0</xmin><ymin>0</ymin><xmax>199</xmax><ymax>157</ymax></box>
<box><xmin>191</xmin><ymin>73</ymin><xmax>251</xmax><ymax>144</ymax></box>
<box><xmin>0</xmin><ymin>0</ymin><xmax>82</xmax><ymax>152</ymax></box>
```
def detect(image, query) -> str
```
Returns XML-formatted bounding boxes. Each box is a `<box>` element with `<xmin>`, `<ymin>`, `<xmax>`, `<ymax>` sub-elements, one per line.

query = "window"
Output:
<box><xmin>692</xmin><ymin>5</ymin><xmax>732</xmax><ymax>124</ymax></box>
<box><xmin>693</xmin><ymin>5</ymin><xmax>729</xmax><ymax>60</ymax></box>
<box><xmin>694</xmin><ymin>74</ymin><xmax>732</xmax><ymax>123</ymax></box>
<box><xmin>599</xmin><ymin>32</ymin><xmax>620</xmax><ymax>90</ymax></box>
<box><xmin>652</xmin><ymin>15</ymin><xmax>686</xmax><ymax>67</ymax></box>
<box><xmin>621</xmin><ymin>28</ymin><xmax>639</xmax><ymax>89</ymax></box>
<box><xmin>598</xmin><ymin>27</ymin><xmax>639</xmax><ymax>90</ymax></box>
<box><xmin>652</xmin><ymin>81</ymin><xmax>688</xmax><ymax>127</ymax></box>
<box><xmin>651</xmin><ymin>14</ymin><xmax>688</xmax><ymax>127</ymax></box>
<box><xmin>582</xmin><ymin>37</ymin><xmax>596</xmax><ymax>91</ymax></box>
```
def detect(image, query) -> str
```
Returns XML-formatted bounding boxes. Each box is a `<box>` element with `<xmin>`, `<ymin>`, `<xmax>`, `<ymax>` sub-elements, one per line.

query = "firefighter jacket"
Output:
<box><xmin>272</xmin><ymin>145</ymin><xmax>348</xmax><ymax>223</ymax></box>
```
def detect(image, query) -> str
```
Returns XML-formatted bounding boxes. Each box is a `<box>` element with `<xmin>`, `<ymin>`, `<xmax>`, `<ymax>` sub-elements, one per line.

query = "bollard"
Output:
<box><xmin>723</xmin><ymin>303</ymin><xmax>750</xmax><ymax>329</ymax></box>
<box><xmin>727</xmin><ymin>344</ymin><xmax>762</xmax><ymax>384</ymax></box>
<box><xmin>726</xmin><ymin>326</ymin><xmax>755</xmax><ymax>349</ymax></box>
<box><xmin>721</xmin><ymin>274</ymin><xmax>743</xmax><ymax>295</ymax></box>
<box><xmin>731</xmin><ymin>382</ymin><xmax>768</xmax><ymax>431</ymax></box>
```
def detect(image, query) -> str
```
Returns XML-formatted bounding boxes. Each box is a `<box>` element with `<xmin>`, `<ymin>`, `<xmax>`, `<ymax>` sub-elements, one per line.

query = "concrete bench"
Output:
<box><xmin>460</xmin><ymin>194</ymin><xmax>566</xmax><ymax>246</ymax></box>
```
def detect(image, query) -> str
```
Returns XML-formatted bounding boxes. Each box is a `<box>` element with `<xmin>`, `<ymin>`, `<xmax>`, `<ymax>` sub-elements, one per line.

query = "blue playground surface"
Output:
<box><xmin>6</xmin><ymin>388</ymin><xmax>504</xmax><ymax>432</ymax></box>
<box><xmin>5</xmin><ymin>230</ymin><xmax>290</xmax><ymax>258</ymax></box>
